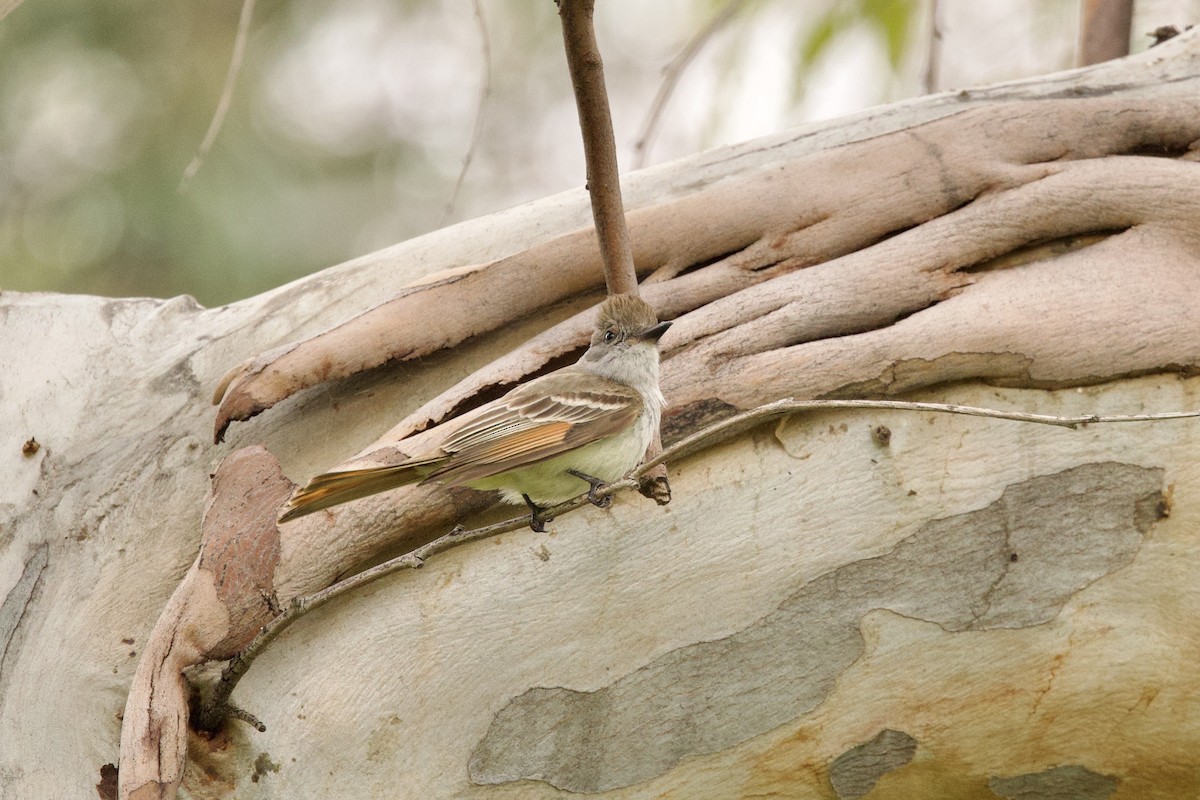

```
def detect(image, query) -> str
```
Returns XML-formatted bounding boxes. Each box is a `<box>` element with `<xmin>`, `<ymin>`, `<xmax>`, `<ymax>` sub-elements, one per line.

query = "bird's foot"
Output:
<box><xmin>522</xmin><ymin>494</ymin><xmax>551</xmax><ymax>532</ymax></box>
<box><xmin>567</xmin><ymin>469</ymin><xmax>613</xmax><ymax>508</ymax></box>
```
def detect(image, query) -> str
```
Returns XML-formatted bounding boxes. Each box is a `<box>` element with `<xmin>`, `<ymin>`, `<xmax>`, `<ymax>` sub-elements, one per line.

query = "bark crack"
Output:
<box><xmin>0</xmin><ymin>544</ymin><xmax>49</xmax><ymax>684</ymax></box>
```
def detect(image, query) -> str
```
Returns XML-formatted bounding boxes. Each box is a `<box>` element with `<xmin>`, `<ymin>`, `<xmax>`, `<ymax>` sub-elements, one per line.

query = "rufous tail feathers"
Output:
<box><xmin>277</xmin><ymin>457</ymin><xmax>442</xmax><ymax>523</ymax></box>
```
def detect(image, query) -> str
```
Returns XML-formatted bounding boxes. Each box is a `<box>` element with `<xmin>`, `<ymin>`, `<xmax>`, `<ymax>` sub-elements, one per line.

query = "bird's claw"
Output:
<box><xmin>522</xmin><ymin>494</ymin><xmax>550</xmax><ymax>532</ymax></box>
<box><xmin>568</xmin><ymin>469</ymin><xmax>612</xmax><ymax>509</ymax></box>
<box><xmin>588</xmin><ymin>487</ymin><xmax>612</xmax><ymax>508</ymax></box>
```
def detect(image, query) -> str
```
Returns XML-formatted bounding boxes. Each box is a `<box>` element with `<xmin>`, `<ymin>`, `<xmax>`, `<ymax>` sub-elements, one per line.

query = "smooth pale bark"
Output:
<box><xmin>0</xmin><ymin>29</ymin><xmax>1198</xmax><ymax>800</ymax></box>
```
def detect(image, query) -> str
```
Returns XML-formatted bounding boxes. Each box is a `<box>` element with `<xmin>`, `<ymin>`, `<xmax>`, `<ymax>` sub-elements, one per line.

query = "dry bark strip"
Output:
<box><xmin>119</xmin><ymin>447</ymin><xmax>290</xmax><ymax>800</ymax></box>
<box><xmin>251</xmin><ymin>98</ymin><xmax>1200</xmax><ymax>475</ymax></box>
<box><xmin>214</xmin><ymin>89</ymin><xmax>1200</xmax><ymax>445</ymax></box>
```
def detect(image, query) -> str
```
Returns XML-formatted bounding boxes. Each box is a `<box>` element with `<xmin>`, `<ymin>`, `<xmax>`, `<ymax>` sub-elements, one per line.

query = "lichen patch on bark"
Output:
<box><xmin>828</xmin><ymin>728</ymin><xmax>919</xmax><ymax>800</ymax></box>
<box><xmin>468</xmin><ymin>462</ymin><xmax>1162</xmax><ymax>792</ymax></box>
<box><xmin>988</xmin><ymin>763</ymin><xmax>1118</xmax><ymax>799</ymax></box>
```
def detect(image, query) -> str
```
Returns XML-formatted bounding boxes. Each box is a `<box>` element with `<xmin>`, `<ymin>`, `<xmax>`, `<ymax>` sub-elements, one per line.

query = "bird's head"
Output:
<box><xmin>580</xmin><ymin>294</ymin><xmax>671</xmax><ymax>379</ymax></box>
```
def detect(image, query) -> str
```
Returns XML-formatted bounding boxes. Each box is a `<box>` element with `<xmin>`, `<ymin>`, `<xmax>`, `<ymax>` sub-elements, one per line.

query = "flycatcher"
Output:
<box><xmin>278</xmin><ymin>294</ymin><xmax>670</xmax><ymax>530</ymax></box>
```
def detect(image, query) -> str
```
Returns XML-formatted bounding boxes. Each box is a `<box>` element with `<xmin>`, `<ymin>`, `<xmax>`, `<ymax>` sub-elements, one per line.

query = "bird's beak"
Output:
<box><xmin>639</xmin><ymin>321</ymin><xmax>672</xmax><ymax>342</ymax></box>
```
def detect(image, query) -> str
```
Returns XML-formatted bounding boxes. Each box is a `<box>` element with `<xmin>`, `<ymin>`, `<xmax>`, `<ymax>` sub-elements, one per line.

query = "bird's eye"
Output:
<box><xmin>604</xmin><ymin>330</ymin><xmax>616</xmax><ymax>342</ymax></box>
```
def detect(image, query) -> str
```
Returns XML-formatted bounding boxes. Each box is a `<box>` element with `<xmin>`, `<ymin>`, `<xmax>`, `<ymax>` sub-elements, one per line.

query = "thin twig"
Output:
<box><xmin>558</xmin><ymin>0</ymin><xmax>639</xmax><ymax>296</ymax></box>
<box><xmin>632</xmin><ymin>0</ymin><xmax>744</xmax><ymax>170</ymax></box>
<box><xmin>1079</xmin><ymin>0</ymin><xmax>1134</xmax><ymax>66</ymax></box>
<box><xmin>922</xmin><ymin>0</ymin><xmax>941</xmax><ymax>95</ymax></box>
<box><xmin>0</xmin><ymin>0</ymin><xmax>24</xmax><ymax>23</ymax></box>
<box><xmin>179</xmin><ymin>0</ymin><xmax>256</xmax><ymax>191</ymax></box>
<box><xmin>639</xmin><ymin>398</ymin><xmax>1200</xmax><ymax>472</ymax></box>
<box><xmin>438</xmin><ymin>0</ymin><xmax>492</xmax><ymax>228</ymax></box>
<box><xmin>197</xmin><ymin>396</ymin><xmax>1200</xmax><ymax>729</ymax></box>
<box><xmin>226</xmin><ymin>704</ymin><xmax>265</xmax><ymax>732</ymax></box>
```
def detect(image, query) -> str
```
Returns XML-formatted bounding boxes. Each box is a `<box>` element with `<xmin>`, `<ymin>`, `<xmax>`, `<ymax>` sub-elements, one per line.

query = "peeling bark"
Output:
<box><xmin>215</xmin><ymin>95</ymin><xmax>1200</xmax><ymax>448</ymax></box>
<box><xmin>117</xmin><ymin>447</ymin><xmax>289</xmax><ymax>799</ymax></box>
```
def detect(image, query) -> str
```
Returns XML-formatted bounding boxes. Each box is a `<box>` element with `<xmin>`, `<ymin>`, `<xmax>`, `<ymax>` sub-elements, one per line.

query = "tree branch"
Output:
<box><xmin>438</xmin><ymin>0</ymin><xmax>492</xmax><ymax>227</ymax></box>
<box><xmin>558</xmin><ymin>0</ymin><xmax>638</xmax><ymax>296</ymax></box>
<box><xmin>0</xmin><ymin>0</ymin><xmax>22</xmax><ymax>23</ymax></box>
<box><xmin>632</xmin><ymin>0</ymin><xmax>745</xmax><ymax>170</ymax></box>
<box><xmin>923</xmin><ymin>0</ymin><xmax>942</xmax><ymax>94</ymax></box>
<box><xmin>1079</xmin><ymin>0</ymin><xmax>1133</xmax><ymax>66</ymax></box>
<box><xmin>197</xmin><ymin>396</ymin><xmax>1200</xmax><ymax>729</ymax></box>
<box><xmin>179</xmin><ymin>0</ymin><xmax>256</xmax><ymax>190</ymax></box>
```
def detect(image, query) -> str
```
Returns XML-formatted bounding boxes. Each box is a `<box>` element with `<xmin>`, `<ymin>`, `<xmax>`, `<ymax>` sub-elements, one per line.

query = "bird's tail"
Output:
<box><xmin>277</xmin><ymin>457</ymin><xmax>443</xmax><ymax>523</ymax></box>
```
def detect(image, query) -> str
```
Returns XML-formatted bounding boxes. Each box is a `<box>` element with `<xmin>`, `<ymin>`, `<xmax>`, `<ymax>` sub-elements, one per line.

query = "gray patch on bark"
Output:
<box><xmin>828</xmin><ymin>729</ymin><xmax>918</xmax><ymax>799</ymax></box>
<box><xmin>835</xmin><ymin>352</ymin><xmax>1037</xmax><ymax>398</ymax></box>
<box><xmin>662</xmin><ymin>397</ymin><xmax>739</xmax><ymax>443</ymax></box>
<box><xmin>988</xmin><ymin>764</ymin><xmax>1118</xmax><ymax>799</ymax></box>
<box><xmin>469</xmin><ymin>462</ymin><xmax>1161</xmax><ymax>792</ymax></box>
<box><xmin>148</xmin><ymin>355</ymin><xmax>202</xmax><ymax>397</ymax></box>
<box><xmin>0</xmin><ymin>544</ymin><xmax>49</xmax><ymax>691</ymax></box>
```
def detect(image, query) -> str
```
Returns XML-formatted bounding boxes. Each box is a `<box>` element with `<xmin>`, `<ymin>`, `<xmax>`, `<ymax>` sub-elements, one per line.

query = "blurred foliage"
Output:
<box><xmin>0</xmin><ymin>0</ymin><xmax>532</xmax><ymax>305</ymax></box>
<box><xmin>0</xmin><ymin>0</ymin><xmax>1089</xmax><ymax>306</ymax></box>
<box><xmin>800</xmin><ymin>0</ymin><xmax>916</xmax><ymax>77</ymax></box>
<box><xmin>0</xmin><ymin>0</ymin><xmax>475</xmax><ymax>304</ymax></box>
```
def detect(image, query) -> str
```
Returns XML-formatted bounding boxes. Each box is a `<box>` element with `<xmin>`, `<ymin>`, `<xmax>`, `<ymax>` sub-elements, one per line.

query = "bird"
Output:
<box><xmin>277</xmin><ymin>293</ymin><xmax>670</xmax><ymax>531</ymax></box>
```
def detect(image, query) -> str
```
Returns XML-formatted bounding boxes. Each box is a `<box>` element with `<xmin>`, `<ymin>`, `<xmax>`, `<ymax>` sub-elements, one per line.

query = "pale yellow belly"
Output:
<box><xmin>465</xmin><ymin>427</ymin><xmax>648</xmax><ymax>506</ymax></box>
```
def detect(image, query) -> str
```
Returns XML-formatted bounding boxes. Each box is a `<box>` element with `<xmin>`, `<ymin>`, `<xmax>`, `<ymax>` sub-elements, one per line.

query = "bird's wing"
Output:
<box><xmin>428</xmin><ymin>368</ymin><xmax>643</xmax><ymax>486</ymax></box>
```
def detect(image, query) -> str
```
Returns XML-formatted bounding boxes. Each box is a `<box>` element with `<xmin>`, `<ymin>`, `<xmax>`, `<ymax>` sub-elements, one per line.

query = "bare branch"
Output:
<box><xmin>438</xmin><ymin>0</ymin><xmax>492</xmax><ymax>227</ymax></box>
<box><xmin>0</xmin><ymin>0</ymin><xmax>23</xmax><ymax>23</ymax></box>
<box><xmin>923</xmin><ymin>0</ymin><xmax>942</xmax><ymax>94</ymax></box>
<box><xmin>179</xmin><ymin>0</ymin><xmax>256</xmax><ymax>191</ymax></box>
<box><xmin>632</xmin><ymin>0</ymin><xmax>745</xmax><ymax>170</ymax></box>
<box><xmin>641</xmin><ymin>398</ymin><xmax>1200</xmax><ymax>471</ymax></box>
<box><xmin>1079</xmin><ymin>0</ymin><xmax>1133</xmax><ymax>66</ymax></box>
<box><xmin>558</xmin><ymin>0</ymin><xmax>638</xmax><ymax>296</ymax></box>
